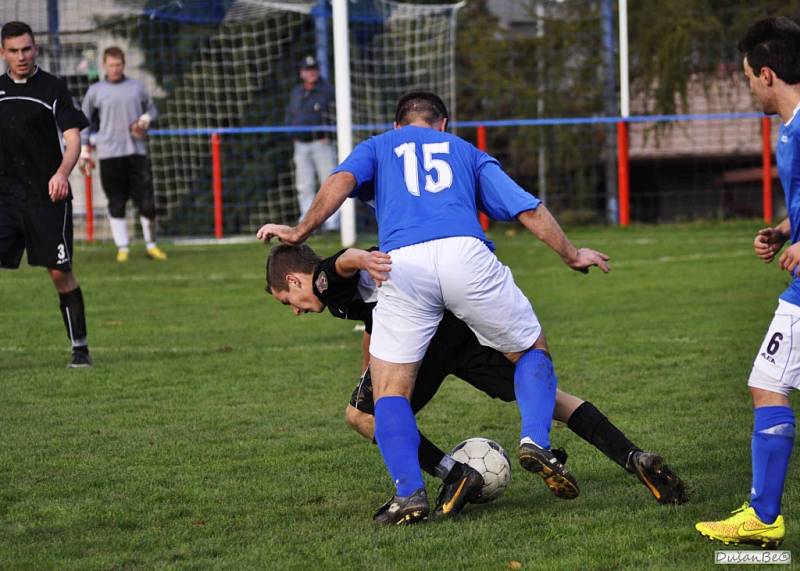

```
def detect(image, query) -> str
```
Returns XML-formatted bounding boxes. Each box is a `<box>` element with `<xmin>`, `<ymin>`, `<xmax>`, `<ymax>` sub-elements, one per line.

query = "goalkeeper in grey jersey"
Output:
<box><xmin>79</xmin><ymin>46</ymin><xmax>167</xmax><ymax>263</ymax></box>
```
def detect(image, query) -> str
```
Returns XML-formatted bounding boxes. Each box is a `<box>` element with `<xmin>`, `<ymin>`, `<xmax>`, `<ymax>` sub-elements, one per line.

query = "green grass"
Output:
<box><xmin>1</xmin><ymin>221</ymin><xmax>798</xmax><ymax>570</ymax></box>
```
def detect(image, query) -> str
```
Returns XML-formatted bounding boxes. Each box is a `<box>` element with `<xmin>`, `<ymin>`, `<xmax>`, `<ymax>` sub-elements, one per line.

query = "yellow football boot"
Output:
<box><xmin>696</xmin><ymin>503</ymin><xmax>785</xmax><ymax>548</ymax></box>
<box><xmin>116</xmin><ymin>249</ymin><xmax>129</xmax><ymax>263</ymax></box>
<box><xmin>146</xmin><ymin>245</ymin><xmax>168</xmax><ymax>261</ymax></box>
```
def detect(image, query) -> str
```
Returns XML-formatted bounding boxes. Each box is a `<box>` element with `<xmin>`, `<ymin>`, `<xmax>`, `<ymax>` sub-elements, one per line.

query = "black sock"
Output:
<box><xmin>58</xmin><ymin>287</ymin><xmax>88</xmax><ymax>349</ymax></box>
<box><xmin>567</xmin><ymin>401</ymin><xmax>639</xmax><ymax>471</ymax></box>
<box><xmin>418</xmin><ymin>432</ymin><xmax>446</xmax><ymax>477</ymax></box>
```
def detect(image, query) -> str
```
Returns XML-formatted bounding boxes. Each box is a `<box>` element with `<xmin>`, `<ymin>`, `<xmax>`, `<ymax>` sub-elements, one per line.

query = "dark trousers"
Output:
<box><xmin>99</xmin><ymin>155</ymin><xmax>156</xmax><ymax>219</ymax></box>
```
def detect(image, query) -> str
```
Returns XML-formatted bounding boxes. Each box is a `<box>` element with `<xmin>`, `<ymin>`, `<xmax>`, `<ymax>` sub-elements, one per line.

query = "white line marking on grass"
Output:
<box><xmin>0</xmin><ymin>272</ymin><xmax>263</xmax><ymax>285</ymax></box>
<box><xmin>0</xmin><ymin>343</ymin><xmax>353</xmax><ymax>354</ymax></box>
<box><xmin>509</xmin><ymin>249</ymin><xmax>752</xmax><ymax>275</ymax></box>
<box><xmin>643</xmin><ymin>250</ymin><xmax>752</xmax><ymax>265</ymax></box>
<box><xmin>172</xmin><ymin>236</ymin><xmax>255</xmax><ymax>246</ymax></box>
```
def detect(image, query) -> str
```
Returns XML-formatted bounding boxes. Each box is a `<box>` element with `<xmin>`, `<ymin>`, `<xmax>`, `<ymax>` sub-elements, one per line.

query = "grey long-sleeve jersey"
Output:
<box><xmin>80</xmin><ymin>76</ymin><xmax>158</xmax><ymax>159</ymax></box>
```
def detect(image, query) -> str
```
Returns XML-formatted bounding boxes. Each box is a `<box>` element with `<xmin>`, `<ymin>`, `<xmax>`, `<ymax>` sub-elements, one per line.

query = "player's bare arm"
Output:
<box><xmin>335</xmin><ymin>248</ymin><xmax>392</xmax><ymax>286</ymax></box>
<box><xmin>49</xmin><ymin>128</ymin><xmax>81</xmax><ymax>202</ymax></box>
<box><xmin>754</xmin><ymin>218</ymin><xmax>790</xmax><ymax>263</ymax></box>
<box><xmin>256</xmin><ymin>171</ymin><xmax>356</xmax><ymax>244</ymax></box>
<box><xmin>294</xmin><ymin>172</ymin><xmax>356</xmax><ymax>239</ymax></box>
<box><xmin>255</xmin><ymin>223</ymin><xmax>297</xmax><ymax>244</ymax></box>
<box><xmin>360</xmin><ymin>331</ymin><xmax>371</xmax><ymax>374</ymax></box>
<box><xmin>78</xmin><ymin>89</ymin><xmax>95</xmax><ymax>176</ymax></box>
<box><xmin>517</xmin><ymin>206</ymin><xmax>610</xmax><ymax>273</ymax></box>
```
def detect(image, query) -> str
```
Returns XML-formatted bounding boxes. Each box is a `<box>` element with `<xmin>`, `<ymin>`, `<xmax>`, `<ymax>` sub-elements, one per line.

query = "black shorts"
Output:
<box><xmin>349</xmin><ymin>312</ymin><xmax>516</xmax><ymax>415</ymax></box>
<box><xmin>99</xmin><ymin>155</ymin><xmax>155</xmax><ymax>219</ymax></box>
<box><xmin>0</xmin><ymin>195</ymin><xmax>73</xmax><ymax>271</ymax></box>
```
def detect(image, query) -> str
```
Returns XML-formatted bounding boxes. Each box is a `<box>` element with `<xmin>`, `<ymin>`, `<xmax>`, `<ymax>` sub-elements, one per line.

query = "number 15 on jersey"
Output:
<box><xmin>394</xmin><ymin>142</ymin><xmax>453</xmax><ymax>196</ymax></box>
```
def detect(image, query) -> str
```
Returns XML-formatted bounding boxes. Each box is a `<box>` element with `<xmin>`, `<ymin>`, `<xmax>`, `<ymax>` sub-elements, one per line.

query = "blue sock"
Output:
<box><xmin>515</xmin><ymin>349</ymin><xmax>557</xmax><ymax>448</ymax></box>
<box><xmin>374</xmin><ymin>396</ymin><xmax>425</xmax><ymax>497</ymax></box>
<box><xmin>750</xmin><ymin>406</ymin><xmax>795</xmax><ymax>524</ymax></box>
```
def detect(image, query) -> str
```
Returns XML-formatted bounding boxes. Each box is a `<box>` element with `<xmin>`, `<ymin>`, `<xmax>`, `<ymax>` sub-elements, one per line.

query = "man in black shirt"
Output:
<box><xmin>265</xmin><ymin>244</ymin><xmax>688</xmax><ymax>518</ymax></box>
<box><xmin>0</xmin><ymin>22</ymin><xmax>92</xmax><ymax>368</ymax></box>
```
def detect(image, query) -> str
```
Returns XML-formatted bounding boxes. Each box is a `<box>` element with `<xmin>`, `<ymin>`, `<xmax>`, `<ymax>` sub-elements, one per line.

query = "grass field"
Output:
<box><xmin>2</xmin><ymin>221</ymin><xmax>799</xmax><ymax>570</ymax></box>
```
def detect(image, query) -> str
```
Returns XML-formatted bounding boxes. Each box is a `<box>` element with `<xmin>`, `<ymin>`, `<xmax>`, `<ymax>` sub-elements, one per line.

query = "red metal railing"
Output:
<box><xmin>616</xmin><ymin>121</ymin><xmax>630</xmax><ymax>227</ymax></box>
<box><xmin>211</xmin><ymin>132</ymin><xmax>224</xmax><ymax>239</ymax></box>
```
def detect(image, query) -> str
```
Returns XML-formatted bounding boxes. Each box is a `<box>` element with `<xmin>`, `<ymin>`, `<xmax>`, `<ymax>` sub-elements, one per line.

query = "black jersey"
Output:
<box><xmin>312</xmin><ymin>249</ymin><xmax>376</xmax><ymax>332</ymax></box>
<box><xmin>0</xmin><ymin>67</ymin><xmax>89</xmax><ymax>204</ymax></box>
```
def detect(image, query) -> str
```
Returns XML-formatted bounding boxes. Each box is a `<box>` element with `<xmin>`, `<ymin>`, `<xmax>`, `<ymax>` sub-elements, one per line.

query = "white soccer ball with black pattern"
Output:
<box><xmin>450</xmin><ymin>437</ymin><xmax>511</xmax><ymax>503</ymax></box>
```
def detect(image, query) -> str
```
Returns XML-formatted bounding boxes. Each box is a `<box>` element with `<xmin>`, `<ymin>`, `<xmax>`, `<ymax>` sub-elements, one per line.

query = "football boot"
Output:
<box><xmin>627</xmin><ymin>450</ymin><xmax>689</xmax><ymax>504</ymax></box>
<box><xmin>696</xmin><ymin>503</ymin><xmax>785</xmax><ymax>548</ymax></box>
<box><xmin>433</xmin><ymin>463</ymin><xmax>484</xmax><ymax>518</ymax></box>
<box><xmin>518</xmin><ymin>441</ymin><xmax>579</xmax><ymax>499</ymax></box>
<box><xmin>373</xmin><ymin>488</ymin><xmax>429</xmax><ymax>525</ymax></box>
<box><xmin>146</xmin><ymin>245</ymin><xmax>168</xmax><ymax>261</ymax></box>
<box><xmin>67</xmin><ymin>349</ymin><xmax>93</xmax><ymax>369</ymax></box>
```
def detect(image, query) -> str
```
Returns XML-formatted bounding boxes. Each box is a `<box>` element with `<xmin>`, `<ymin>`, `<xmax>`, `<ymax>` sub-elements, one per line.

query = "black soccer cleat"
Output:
<box><xmin>433</xmin><ymin>463</ymin><xmax>484</xmax><ymax>518</ymax></box>
<box><xmin>373</xmin><ymin>488</ymin><xmax>430</xmax><ymax>526</ymax></box>
<box><xmin>519</xmin><ymin>441</ymin><xmax>580</xmax><ymax>500</ymax></box>
<box><xmin>67</xmin><ymin>348</ymin><xmax>92</xmax><ymax>369</ymax></box>
<box><xmin>627</xmin><ymin>450</ymin><xmax>689</xmax><ymax>505</ymax></box>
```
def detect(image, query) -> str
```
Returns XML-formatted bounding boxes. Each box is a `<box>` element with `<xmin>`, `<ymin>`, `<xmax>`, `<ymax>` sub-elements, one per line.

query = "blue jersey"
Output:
<box><xmin>777</xmin><ymin>107</ymin><xmax>800</xmax><ymax>307</ymax></box>
<box><xmin>333</xmin><ymin>125</ymin><xmax>540</xmax><ymax>252</ymax></box>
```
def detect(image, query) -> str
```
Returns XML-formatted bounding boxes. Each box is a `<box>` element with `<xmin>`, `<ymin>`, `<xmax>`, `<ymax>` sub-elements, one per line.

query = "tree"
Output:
<box><xmin>454</xmin><ymin>0</ymin><xmax>800</xmax><ymax>218</ymax></box>
<box><xmin>629</xmin><ymin>0</ymin><xmax>800</xmax><ymax>115</ymax></box>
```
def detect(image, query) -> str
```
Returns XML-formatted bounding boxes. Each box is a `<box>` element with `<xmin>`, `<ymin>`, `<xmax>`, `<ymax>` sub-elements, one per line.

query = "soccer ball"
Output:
<box><xmin>450</xmin><ymin>437</ymin><xmax>511</xmax><ymax>503</ymax></box>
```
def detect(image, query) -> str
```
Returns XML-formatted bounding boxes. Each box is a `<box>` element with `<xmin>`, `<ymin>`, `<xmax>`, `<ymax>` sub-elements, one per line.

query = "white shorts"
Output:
<box><xmin>748</xmin><ymin>299</ymin><xmax>800</xmax><ymax>396</ymax></box>
<box><xmin>369</xmin><ymin>236</ymin><xmax>541</xmax><ymax>363</ymax></box>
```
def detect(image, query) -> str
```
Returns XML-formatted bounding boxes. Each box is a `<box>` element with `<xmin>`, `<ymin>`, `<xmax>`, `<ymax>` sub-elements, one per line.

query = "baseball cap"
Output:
<box><xmin>300</xmin><ymin>55</ymin><xmax>319</xmax><ymax>69</ymax></box>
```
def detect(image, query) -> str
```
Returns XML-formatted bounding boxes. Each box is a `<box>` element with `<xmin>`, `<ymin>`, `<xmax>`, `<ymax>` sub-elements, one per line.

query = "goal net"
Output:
<box><xmin>4</xmin><ymin>0</ymin><xmax>463</xmax><ymax>239</ymax></box>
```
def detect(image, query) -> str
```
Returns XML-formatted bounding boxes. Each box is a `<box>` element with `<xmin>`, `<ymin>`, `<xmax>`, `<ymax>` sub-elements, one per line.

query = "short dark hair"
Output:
<box><xmin>266</xmin><ymin>244</ymin><xmax>321</xmax><ymax>292</ymax></box>
<box><xmin>103</xmin><ymin>46</ymin><xmax>125</xmax><ymax>63</ymax></box>
<box><xmin>395</xmin><ymin>91</ymin><xmax>449</xmax><ymax>126</ymax></box>
<box><xmin>738</xmin><ymin>16</ymin><xmax>800</xmax><ymax>85</ymax></box>
<box><xmin>1</xmin><ymin>21</ymin><xmax>34</xmax><ymax>46</ymax></box>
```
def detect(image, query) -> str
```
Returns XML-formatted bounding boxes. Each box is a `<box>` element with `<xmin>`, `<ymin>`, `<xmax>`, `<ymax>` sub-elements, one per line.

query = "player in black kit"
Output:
<box><xmin>0</xmin><ymin>22</ymin><xmax>92</xmax><ymax>367</ymax></box>
<box><xmin>266</xmin><ymin>244</ymin><xmax>688</xmax><ymax>518</ymax></box>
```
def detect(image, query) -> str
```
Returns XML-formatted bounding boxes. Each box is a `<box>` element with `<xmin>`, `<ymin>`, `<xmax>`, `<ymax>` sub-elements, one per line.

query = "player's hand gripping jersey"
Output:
<box><xmin>333</xmin><ymin>125</ymin><xmax>540</xmax><ymax>252</ymax></box>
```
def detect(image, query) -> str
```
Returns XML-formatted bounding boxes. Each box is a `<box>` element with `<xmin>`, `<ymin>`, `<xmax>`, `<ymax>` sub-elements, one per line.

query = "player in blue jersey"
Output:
<box><xmin>257</xmin><ymin>92</ymin><xmax>610</xmax><ymax>524</ymax></box>
<box><xmin>695</xmin><ymin>17</ymin><xmax>800</xmax><ymax>548</ymax></box>
<box><xmin>264</xmin><ymin>242</ymin><xmax>688</xmax><ymax>516</ymax></box>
